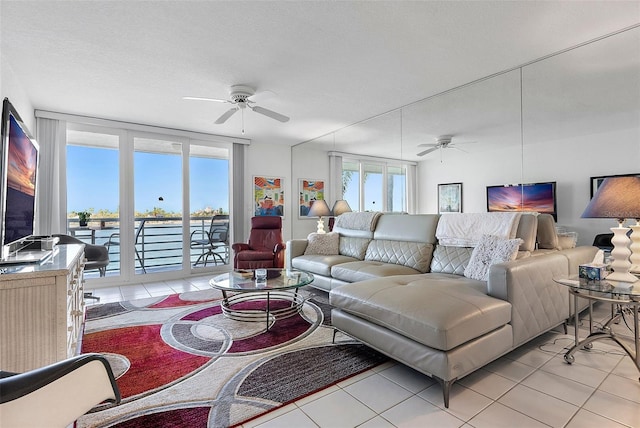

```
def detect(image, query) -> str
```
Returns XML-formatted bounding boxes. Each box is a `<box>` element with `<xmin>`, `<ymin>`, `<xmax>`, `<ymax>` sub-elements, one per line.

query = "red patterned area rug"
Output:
<box><xmin>77</xmin><ymin>288</ymin><xmax>387</xmax><ymax>428</ymax></box>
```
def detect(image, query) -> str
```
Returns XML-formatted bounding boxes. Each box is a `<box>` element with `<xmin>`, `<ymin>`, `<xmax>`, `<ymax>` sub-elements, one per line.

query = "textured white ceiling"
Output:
<box><xmin>1</xmin><ymin>1</ymin><xmax>639</xmax><ymax>153</ymax></box>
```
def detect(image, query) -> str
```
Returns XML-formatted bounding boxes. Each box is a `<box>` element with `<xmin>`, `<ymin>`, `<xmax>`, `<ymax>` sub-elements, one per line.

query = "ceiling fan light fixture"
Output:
<box><xmin>185</xmin><ymin>84</ymin><xmax>289</xmax><ymax>127</ymax></box>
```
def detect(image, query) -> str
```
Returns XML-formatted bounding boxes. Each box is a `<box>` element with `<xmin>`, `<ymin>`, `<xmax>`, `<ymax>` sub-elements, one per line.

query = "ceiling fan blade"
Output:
<box><xmin>417</xmin><ymin>147</ymin><xmax>439</xmax><ymax>156</ymax></box>
<box><xmin>183</xmin><ymin>96</ymin><xmax>229</xmax><ymax>103</ymax></box>
<box><xmin>251</xmin><ymin>105</ymin><xmax>290</xmax><ymax>123</ymax></box>
<box><xmin>451</xmin><ymin>146</ymin><xmax>469</xmax><ymax>153</ymax></box>
<box><xmin>214</xmin><ymin>107</ymin><xmax>239</xmax><ymax>124</ymax></box>
<box><xmin>248</xmin><ymin>90</ymin><xmax>277</xmax><ymax>103</ymax></box>
<box><xmin>417</xmin><ymin>143</ymin><xmax>438</xmax><ymax>148</ymax></box>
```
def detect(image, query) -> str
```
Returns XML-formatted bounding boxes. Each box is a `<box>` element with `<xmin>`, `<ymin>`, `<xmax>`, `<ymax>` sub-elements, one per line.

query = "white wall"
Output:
<box><xmin>290</xmin><ymin>145</ymin><xmax>330</xmax><ymax>239</ymax></box>
<box><xmin>0</xmin><ymin>54</ymin><xmax>35</xmax><ymax>133</ymax></box>
<box><xmin>418</xmin><ymin>127</ymin><xmax>640</xmax><ymax>246</ymax></box>
<box><xmin>244</xmin><ymin>141</ymin><xmax>292</xmax><ymax>241</ymax></box>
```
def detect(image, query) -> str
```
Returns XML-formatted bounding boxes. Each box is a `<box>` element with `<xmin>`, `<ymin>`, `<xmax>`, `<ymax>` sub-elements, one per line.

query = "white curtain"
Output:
<box><xmin>35</xmin><ymin>117</ymin><xmax>67</xmax><ymax>235</ymax></box>
<box><xmin>406</xmin><ymin>163</ymin><xmax>417</xmax><ymax>214</ymax></box>
<box><xmin>328</xmin><ymin>153</ymin><xmax>343</xmax><ymax>203</ymax></box>
<box><xmin>232</xmin><ymin>142</ymin><xmax>246</xmax><ymax>242</ymax></box>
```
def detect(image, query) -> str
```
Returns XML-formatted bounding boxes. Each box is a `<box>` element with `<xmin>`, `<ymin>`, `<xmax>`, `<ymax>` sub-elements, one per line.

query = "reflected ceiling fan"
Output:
<box><xmin>417</xmin><ymin>135</ymin><xmax>475</xmax><ymax>160</ymax></box>
<box><xmin>184</xmin><ymin>85</ymin><xmax>289</xmax><ymax>133</ymax></box>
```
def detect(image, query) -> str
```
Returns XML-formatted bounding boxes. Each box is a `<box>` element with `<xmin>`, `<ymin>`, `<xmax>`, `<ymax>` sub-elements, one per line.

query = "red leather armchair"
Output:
<box><xmin>232</xmin><ymin>216</ymin><xmax>285</xmax><ymax>269</ymax></box>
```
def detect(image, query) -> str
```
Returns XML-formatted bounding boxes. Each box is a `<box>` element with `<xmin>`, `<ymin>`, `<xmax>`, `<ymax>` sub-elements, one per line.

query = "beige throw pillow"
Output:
<box><xmin>304</xmin><ymin>232</ymin><xmax>340</xmax><ymax>255</ymax></box>
<box><xmin>464</xmin><ymin>234</ymin><xmax>523</xmax><ymax>281</ymax></box>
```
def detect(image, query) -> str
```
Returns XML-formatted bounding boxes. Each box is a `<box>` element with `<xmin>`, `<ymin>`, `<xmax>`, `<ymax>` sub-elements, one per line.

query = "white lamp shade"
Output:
<box><xmin>331</xmin><ymin>200</ymin><xmax>352</xmax><ymax>216</ymax></box>
<box><xmin>307</xmin><ymin>199</ymin><xmax>331</xmax><ymax>217</ymax></box>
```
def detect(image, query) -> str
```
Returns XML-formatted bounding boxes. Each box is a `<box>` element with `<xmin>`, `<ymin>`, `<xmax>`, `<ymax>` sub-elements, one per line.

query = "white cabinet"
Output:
<box><xmin>0</xmin><ymin>244</ymin><xmax>85</xmax><ymax>372</ymax></box>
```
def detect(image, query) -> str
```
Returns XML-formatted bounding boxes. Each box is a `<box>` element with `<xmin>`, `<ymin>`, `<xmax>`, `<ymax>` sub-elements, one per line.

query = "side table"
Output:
<box><xmin>554</xmin><ymin>275</ymin><xmax>640</xmax><ymax>378</ymax></box>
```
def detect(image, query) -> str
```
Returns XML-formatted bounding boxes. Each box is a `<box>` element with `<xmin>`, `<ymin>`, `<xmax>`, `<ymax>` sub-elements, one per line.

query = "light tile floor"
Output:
<box><xmin>87</xmin><ymin>278</ymin><xmax>640</xmax><ymax>428</ymax></box>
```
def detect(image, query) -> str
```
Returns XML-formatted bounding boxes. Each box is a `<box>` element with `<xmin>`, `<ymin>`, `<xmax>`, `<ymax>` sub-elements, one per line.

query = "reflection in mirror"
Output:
<box><xmin>291</xmin><ymin>25</ymin><xmax>639</xmax><ymax>246</ymax></box>
<box><xmin>522</xmin><ymin>26</ymin><xmax>640</xmax><ymax>244</ymax></box>
<box><xmin>408</xmin><ymin>69</ymin><xmax>522</xmax><ymax>213</ymax></box>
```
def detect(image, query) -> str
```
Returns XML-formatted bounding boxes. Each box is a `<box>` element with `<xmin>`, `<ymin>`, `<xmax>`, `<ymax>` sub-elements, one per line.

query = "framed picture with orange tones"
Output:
<box><xmin>254</xmin><ymin>176</ymin><xmax>284</xmax><ymax>217</ymax></box>
<box><xmin>298</xmin><ymin>179</ymin><xmax>325</xmax><ymax>219</ymax></box>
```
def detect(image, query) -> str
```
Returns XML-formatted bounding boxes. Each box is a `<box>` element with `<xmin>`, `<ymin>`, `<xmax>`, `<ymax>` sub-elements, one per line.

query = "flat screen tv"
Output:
<box><xmin>0</xmin><ymin>98</ymin><xmax>42</xmax><ymax>262</ymax></box>
<box><xmin>486</xmin><ymin>182</ymin><xmax>557</xmax><ymax>220</ymax></box>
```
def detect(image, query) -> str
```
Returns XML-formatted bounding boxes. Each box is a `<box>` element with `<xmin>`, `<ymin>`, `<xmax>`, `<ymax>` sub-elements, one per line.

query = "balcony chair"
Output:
<box><xmin>105</xmin><ymin>220</ymin><xmax>147</xmax><ymax>273</ymax></box>
<box><xmin>0</xmin><ymin>353</ymin><xmax>121</xmax><ymax>428</ymax></box>
<box><xmin>190</xmin><ymin>215</ymin><xmax>230</xmax><ymax>266</ymax></box>
<box><xmin>54</xmin><ymin>234</ymin><xmax>110</xmax><ymax>301</ymax></box>
<box><xmin>54</xmin><ymin>234</ymin><xmax>110</xmax><ymax>278</ymax></box>
<box><xmin>232</xmin><ymin>216</ymin><xmax>285</xmax><ymax>269</ymax></box>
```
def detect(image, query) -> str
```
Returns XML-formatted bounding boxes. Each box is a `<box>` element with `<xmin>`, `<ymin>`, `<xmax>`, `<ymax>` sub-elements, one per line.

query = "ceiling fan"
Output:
<box><xmin>184</xmin><ymin>85</ymin><xmax>289</xmax><ymax>132</ymax></box>
<box><xmin>416</xmin><ymin>135</ymin><xmax>475</xmax><ymax>159</ymax></box>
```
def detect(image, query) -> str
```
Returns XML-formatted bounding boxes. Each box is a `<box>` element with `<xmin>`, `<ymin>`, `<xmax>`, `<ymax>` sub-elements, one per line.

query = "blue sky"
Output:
<box><xmin>67</xmin><ymin>146</ymin><xmax>229</xmax><ymax>214</ymax></box>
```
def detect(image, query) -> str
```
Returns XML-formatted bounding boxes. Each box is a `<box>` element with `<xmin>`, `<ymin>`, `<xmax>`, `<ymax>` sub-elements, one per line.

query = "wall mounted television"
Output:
<box><xmin>0</xmin><ymin>98</ymin><xmax>46</xmax><ymax>264</ymax></box>
<box><xmin>486</xmin><ymin>182</ymin><xmax>557</xmax><ymax>220</ymax></box>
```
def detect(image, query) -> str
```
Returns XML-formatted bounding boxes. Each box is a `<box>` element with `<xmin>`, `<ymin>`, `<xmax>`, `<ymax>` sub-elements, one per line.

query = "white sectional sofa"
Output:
<box><xmin>286</xmin><ymin>212</ymin><xmax>597</xmax><ymax>407</ymax></box>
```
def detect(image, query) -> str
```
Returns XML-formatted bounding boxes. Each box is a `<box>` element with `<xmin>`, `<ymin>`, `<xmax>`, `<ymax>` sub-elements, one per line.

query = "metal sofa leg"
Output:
<box><xmin>432</xmin><ymin>376</ymin><xmax>456</xmax><ymax>408</ymax></box>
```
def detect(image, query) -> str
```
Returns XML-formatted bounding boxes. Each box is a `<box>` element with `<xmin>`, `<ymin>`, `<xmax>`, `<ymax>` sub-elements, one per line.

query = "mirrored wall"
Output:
<box><xmin>292</xmin><ymin>26</ymin><xmax>640</xmax><ymax>243</ymax></box>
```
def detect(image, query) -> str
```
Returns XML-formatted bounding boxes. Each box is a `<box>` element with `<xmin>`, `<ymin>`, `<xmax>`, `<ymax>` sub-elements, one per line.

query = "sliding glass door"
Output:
<box><xmin>133</xmin><ymin>135</ymin><xmax>183</xmax><ymax>275</ymax></box>
<box><xmin>66</xmin><ymin>123</ymin><xmax>232</xmax><ymax>282</ymax></box>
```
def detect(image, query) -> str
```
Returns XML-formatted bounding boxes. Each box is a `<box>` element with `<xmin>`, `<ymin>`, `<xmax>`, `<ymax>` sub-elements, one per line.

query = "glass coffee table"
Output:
<box><xmin>210</xmin><ymin>268</ymin><xmax>314</xmax><ymax>330</ymax></box>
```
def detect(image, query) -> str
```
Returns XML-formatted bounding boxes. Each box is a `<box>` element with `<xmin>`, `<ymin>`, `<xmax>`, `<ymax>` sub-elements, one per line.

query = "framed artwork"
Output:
<box><xmin>298</xmin><ymin>179</ymin><xmax>325</xmax><ymax>218</ymax></box>
<box><xmin>590</xmin><ymin>173</ymin><xmax>640</xmax><ymax>198</ymax></box>
<box><xmin>438</xmin><ymin>182</ymin><xmax>463</xmax><ymax>213</ymax></box>
<box><xmin>254</xmin><ymin>176</ymin><xmax>284</xmax><ymax>217</ymax></box>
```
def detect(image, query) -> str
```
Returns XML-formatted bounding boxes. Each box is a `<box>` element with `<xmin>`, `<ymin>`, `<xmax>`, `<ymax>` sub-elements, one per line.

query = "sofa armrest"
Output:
<box><xmin>285</xmin><ymin>239</ymin><xmax>309</xmax><ymax>269</ymax></box>
<box><xmin>556</xmin><ymin>246</ymin><xmax>599</xmax><ymax>275</ymax></box>
<box><xmin>488</xmin><ymin>252</ymin><xmax>570</xmax><ymax>347</ymax></box>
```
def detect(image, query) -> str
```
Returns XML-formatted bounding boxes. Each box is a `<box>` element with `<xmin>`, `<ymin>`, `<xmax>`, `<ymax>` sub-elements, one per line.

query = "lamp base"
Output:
<box><xmin>630</xmin><ymin>224</ymin><xmax>640</xmax><ymax>274</ymax></box>
<box><xmin>608</xmin><ymin>226</ymin><xmax>636</xmax><ymax>283</ymax></box>
<box><xmin>316</xmin><ymin>218</ymin><xmax>326</xmax><ymax>234</ymax></box>
<box><xmin>606</xmin><ymin>270</ymin><xmax>639</xmax><ymax>283</ymax></box>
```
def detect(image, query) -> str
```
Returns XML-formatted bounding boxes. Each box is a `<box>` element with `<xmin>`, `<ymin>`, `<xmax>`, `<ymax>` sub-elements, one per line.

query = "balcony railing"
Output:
<box><xmin>67</xmin><ymin>216</ymin><xmax>229</xmax><ymax>276</ymax></box>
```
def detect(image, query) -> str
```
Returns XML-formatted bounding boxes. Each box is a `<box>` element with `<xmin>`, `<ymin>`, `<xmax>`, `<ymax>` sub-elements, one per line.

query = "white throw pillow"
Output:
<box><xmin>304</xmin><ymin>232</ymin><xmax>340</xmax><ymax>255</ymax></box>
<box><xmin>464</xmin><ymin>234</ymin><xmax>523</xmax><ymax>281</ymax></box>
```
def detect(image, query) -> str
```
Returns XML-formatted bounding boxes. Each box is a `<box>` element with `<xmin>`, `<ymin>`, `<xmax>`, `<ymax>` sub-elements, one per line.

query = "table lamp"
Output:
<box><xmin>307</xmin><ymin>199</ymin><xmax>331</xmax><ymax>234</ymax></box>
<box><xmin>582</xmin><ymin>176</ymin><xmax>640</xmax><ymax>282</ymax></box>
<box><xmin>331</xmin><ymin>200</ymin><xmax>352</xmax><ymax>217</ymax></box>
<box><xmin>328</xmin><ymin>200</ymin><xmax>352</xmax><ymax>231</ymax></box>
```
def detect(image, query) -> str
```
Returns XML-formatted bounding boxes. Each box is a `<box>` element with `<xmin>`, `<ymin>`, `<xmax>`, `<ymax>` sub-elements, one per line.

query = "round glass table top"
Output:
<box><xmin>555</xmin><ymin>274</ymin><xmax>640</xmax><ymax>298</ymax></box>
<box><xmin>210</xmin><ymin>268</ymin><xmax>314</xmax><ymax>292</ymax></box>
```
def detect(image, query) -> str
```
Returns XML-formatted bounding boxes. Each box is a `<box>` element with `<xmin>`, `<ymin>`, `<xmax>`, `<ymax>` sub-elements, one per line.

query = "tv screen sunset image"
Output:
<box><xmin>487</xmin><ymin>183</ymin><xmax>555</xmax><ymax>214</ymax></box>
<box><xmin>7</xmin><ymin>115</ymin><xmax>37</xmax><ymax>197</ymax></box>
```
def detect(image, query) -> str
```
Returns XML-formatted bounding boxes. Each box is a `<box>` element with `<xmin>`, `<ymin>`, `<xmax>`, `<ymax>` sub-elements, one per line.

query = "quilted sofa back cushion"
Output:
<box><xmin>339</xmin><ymin>236</ymin><xmax>371</xmax><ymax>260</ymax></box>
<box><xmin>373</xmin><ymin>214</ymin><xmax>439</xmax><ymax>244</ymax></box>
<box><xmin>430</xmin><ymin>246</ymin><xmax>474</xmax><ymax>275</ymax></box>
<box><xmin>365</xmin><ymin>240</ymin><xmax>435</xmax><ymax>272</ymax></box>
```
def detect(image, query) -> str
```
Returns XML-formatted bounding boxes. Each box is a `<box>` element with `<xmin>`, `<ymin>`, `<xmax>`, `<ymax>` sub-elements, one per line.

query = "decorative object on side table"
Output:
<box><xmin>581</xmin><ymin>176</ymin><xmax>640</xmax><ymax>283</ymax></box>
<box><xmin>307</xmin><ymin>199</ymin><xmax>331</xmax><ymax>234</ymax></box>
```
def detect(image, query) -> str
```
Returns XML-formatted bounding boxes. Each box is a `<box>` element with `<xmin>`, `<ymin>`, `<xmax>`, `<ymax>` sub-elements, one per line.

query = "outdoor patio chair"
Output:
<box><xmin>105</xmin><ymin>220</ymin><xmax>147</xmax><ymax>273</ymax></box>
<box><xmin>232</xmin><ymin>216</ymin><xmax>285</xmax><ymax>269</ymax></box>
<box><xmin>190</xmin><ymin>215</ymin><xmax>229</xmax><ymax>266</ymax></box>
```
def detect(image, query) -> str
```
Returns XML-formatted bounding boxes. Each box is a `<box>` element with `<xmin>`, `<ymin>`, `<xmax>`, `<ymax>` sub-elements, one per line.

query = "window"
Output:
<box><xmin>66</xmin><ymin>123</ymin><xmax>231</xmax><ymax>280</ymax></box>
<box><xmin>341</xmin><ymin>158</ymin><xmax>410</xmax><ymax>212</ymax></box>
